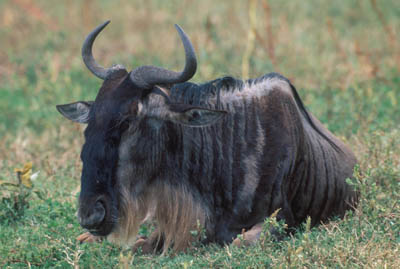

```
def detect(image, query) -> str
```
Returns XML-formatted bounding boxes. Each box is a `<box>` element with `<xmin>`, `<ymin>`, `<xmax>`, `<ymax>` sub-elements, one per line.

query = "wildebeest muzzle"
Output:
<box><xmin>78</xmin><ymin>194</ymin><xmax>116</xmax><ymax>236</ymax></box>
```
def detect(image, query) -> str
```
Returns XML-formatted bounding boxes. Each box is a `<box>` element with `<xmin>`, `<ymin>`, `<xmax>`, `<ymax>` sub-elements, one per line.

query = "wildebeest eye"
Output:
<box><xmin>191</xmin><ymin>110</ymin><xmax>201</xmax><ymax>119</ymax></box>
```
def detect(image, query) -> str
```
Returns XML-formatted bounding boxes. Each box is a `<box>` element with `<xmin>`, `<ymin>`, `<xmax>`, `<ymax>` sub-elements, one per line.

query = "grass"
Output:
<box><xmin>0</xmin><ymin>0</ymin><xmax>399</xmax><ymax>267</ymax></box>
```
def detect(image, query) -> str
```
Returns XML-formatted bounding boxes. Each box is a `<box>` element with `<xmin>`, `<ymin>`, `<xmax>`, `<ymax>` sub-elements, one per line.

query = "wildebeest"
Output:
<box><xmin>57</xmin><ymin>21</ymin><xmax>358</xmax><ymax>253</ymax></box>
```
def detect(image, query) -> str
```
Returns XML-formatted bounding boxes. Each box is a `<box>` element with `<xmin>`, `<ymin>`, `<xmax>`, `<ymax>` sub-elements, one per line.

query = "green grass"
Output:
<box><xmin>1</xmin><ymin>0</ymin><xmax>399</xmax><ymax>268</ymax></box>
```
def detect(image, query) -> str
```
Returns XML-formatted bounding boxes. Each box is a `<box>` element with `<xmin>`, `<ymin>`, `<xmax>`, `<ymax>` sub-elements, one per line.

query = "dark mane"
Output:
<box><xmin>170</xmin><ymin>73</ymin><xmax>290</xmax><ymax>106</ymax></box>
<box><xmin>170</xmin><ymin>72</ymin><xmax>342</xmax><ymax>153</ymax></box>
<box><xmin>169</xmin><ymin>76</ymin><xmax>242</xmax><ymax>107</ymax></box>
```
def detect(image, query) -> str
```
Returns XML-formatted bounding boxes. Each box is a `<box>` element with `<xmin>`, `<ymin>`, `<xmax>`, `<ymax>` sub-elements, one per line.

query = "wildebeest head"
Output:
<box><xmin>56</xmin><ymin>21</ymin><xmax>225</xmax><ymax>236</ymax></box>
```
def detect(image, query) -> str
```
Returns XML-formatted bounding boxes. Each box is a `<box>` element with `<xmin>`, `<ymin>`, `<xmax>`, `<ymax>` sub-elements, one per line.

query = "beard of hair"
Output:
<box><xmin>107</xmin><ymin>182</ymin><xmax>207</xmax><ymax>254</ymax></box>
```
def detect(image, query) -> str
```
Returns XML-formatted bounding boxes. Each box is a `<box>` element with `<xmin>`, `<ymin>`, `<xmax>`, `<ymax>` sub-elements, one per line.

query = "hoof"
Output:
<box><xmin>232</xmin><ymin>223</ymin><xmax>263</xmax><ymax>247</ymax></box>
<box><xmin>76</xmin><ymin>232</ymin><xmax>103</xmax><ymax>243</ymax></box>
<box><xmin>132</xmin><ymin>236</ymin><xmax>155</xmax><ymax>254</ymax></box>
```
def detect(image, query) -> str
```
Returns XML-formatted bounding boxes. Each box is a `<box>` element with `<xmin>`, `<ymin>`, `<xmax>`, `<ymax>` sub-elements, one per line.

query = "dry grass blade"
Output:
<box><xmin>242</xmin><ymin>0</ymin><xmax>258</xmax><ymax>78</ymax></box>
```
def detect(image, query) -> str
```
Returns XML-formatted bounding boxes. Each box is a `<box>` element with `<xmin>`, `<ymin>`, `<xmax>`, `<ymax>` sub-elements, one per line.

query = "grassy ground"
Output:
<box><xmin>0</xmin><ymin>0</ymin><xmax>399</xmax><ymax>267</ymax></box>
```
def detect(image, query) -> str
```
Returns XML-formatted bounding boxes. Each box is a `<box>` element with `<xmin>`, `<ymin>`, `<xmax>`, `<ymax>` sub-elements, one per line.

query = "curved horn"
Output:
<box><xmin>82</xmin><ymin>21</ymin><xmax>124</xmax><ymax>80</ymax></box>
<box><xmin>130</xmin><ymin>24</ymin><xmax>197</xmax><ymax>89</ymax></box>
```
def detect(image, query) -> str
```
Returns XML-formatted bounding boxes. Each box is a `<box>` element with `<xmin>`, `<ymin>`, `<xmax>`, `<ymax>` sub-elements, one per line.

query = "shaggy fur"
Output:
<box><xmin>105</xmin><ymin>73</ymin><xmax>358</xmax><ymax>250</ymax></box>
<box><xmin>108</xmin><ymin>182</ymin><xmax>206</xmax><ymax>253</ymax></box>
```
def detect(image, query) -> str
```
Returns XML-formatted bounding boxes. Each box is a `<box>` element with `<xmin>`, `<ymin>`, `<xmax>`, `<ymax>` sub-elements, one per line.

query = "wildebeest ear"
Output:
<box><xmin>168</xmin><ymin>104</ymin><xmax>227</xmax><ymax>127</ymax></box>
<box><xmin>56</xmin><ymin>101</ymin><xmax>93</xmax><ymax>124</ymax></box>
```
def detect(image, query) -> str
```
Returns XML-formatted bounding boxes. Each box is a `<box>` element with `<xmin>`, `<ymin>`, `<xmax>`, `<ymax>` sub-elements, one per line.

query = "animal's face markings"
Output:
<box><xmin>56</xmin><ymin>21</ymin><xmax>226</xmax><ymax>239</ymax></box>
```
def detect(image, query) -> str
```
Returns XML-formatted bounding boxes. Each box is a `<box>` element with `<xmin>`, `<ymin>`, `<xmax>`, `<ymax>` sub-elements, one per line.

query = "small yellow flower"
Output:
<box><xmin>14</xmin><ymin>162</ymin><xmax>33</xmax><ymax>188</ymax></box>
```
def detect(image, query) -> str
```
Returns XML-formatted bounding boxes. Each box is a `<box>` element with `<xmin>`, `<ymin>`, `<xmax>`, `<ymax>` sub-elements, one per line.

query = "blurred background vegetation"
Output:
<box><xmin>0</xmin><ymin>0</ymin><xmax>399</xmax><ymax>267</ymax></box>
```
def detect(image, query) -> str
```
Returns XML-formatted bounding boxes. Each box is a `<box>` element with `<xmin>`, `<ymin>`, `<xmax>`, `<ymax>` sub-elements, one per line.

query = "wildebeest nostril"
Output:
<box><xmin>80</xmin><ymin>200</ymin><xmax>106</xmax><ymax>230</ymax></box>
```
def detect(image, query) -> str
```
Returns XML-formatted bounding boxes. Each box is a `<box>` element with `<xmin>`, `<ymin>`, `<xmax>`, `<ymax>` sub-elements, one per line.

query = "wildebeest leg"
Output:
<box><xmin>232</xmin><ymin>199</ymin><xmax>296</xmax><ymax>247</ymax></box>
<box><xmin>231</xmin><ymin>223</ymin><xmax>263</xmax><ymax>247</ymax></box>
<box><xmin>278</xmin><ymin>197</ymin><xmax>296</xmax><ymax>227</ymax></box>
<box><xmin>270</xmin><ymin>196</ymin><xmax>297</xmax><ymax>240</ymax></box>
<box><xmin>131</xmin><ymin>229</ymin><xmax>164</xmax><ymax>254</ymax></box>
<box><xmin>76</xmin><ymin>232</ymin><xmax>103</xmax><ymax>243</ymax></box>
